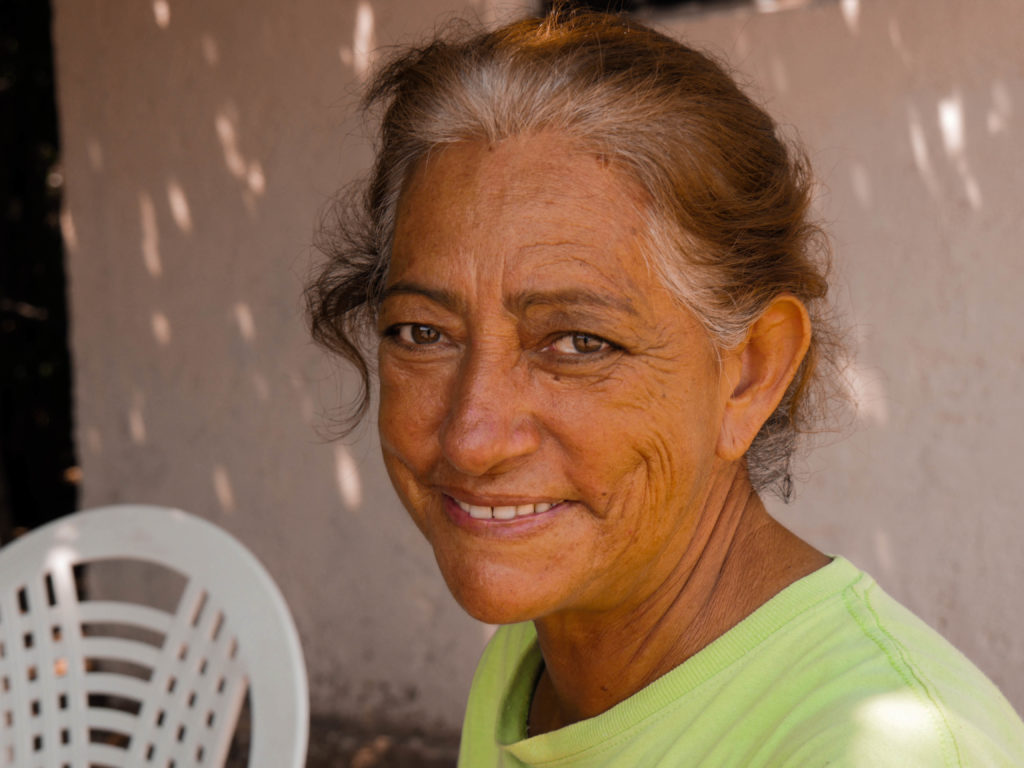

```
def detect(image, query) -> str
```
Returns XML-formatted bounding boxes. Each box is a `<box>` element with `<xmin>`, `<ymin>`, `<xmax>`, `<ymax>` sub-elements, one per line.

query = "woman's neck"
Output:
<box><xmin>528</xmin><ymin>463</ymin><xmax>829</xmax><ymax>735</ymax></box>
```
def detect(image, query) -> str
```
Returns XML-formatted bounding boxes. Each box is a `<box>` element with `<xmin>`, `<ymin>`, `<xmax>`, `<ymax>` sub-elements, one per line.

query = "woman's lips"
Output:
<box><xmin>442</xmin><ymin>492</ymin><xmax>567</xmax><ymax>522</ymax></box>
<box><xmin>453</xmin><ymin>497</ymin><xmax>558</xmax><ymax>520</ymax></box>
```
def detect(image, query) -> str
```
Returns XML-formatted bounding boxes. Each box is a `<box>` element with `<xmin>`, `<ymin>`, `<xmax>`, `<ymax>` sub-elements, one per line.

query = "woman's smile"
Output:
<box><xmin>448</xmin><ymin>495</ymin><xmax>561</xmax><ymax>521</ymax></box>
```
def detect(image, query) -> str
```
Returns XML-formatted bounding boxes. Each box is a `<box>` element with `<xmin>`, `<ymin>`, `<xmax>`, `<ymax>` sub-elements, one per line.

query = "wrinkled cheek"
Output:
<box><xmin>622</xmin><ymin>434</ymin><xmax>704</xmax><ymax>525</ymax></box>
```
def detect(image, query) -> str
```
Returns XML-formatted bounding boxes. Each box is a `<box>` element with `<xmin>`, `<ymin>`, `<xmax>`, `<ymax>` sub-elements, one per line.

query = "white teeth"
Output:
<box><xmin>467</xmin><ymin>504</ymin><xmax>492</xmax><ymax>520</ymax></box>
<box><xmin>456</xmin><ymin>499</ymin><xmax>560</xmax><ymax>519</ymax></box>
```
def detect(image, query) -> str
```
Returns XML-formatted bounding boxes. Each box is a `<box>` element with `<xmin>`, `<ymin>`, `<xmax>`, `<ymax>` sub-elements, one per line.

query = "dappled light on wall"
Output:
<box><xmin>166</xmin><ymin>178</ymin><xmax>193</xmax><ymax>234</ymax></box>
<box><xmin>201</xmin><ymin>34</ymin><xmax>219</xmax><ymax>67</ymax></box>
<box><xmin>873</xmin><ymin>528</ymin><xmax>894</xmax><ymax>576</ymax></box>
<box><xmin>246</xmin><ymin>163</ymin><xmax>266</xmax><ymax>196</ymax></box>
<box><xmin>938</xmin><ymin>94</ymin><xmax>983</xmax><ymax>211</ymax></box>
<box><xmin>233</xmin><ymin>302</ymin><xmax>257</xmax><ymax>344</ymax></box>
<box><xmin>59</xmin><ymin>208</ymin><xmax>77</xmax><ymax>253</ymax></box>
<box><xmin>904</xmin><ymin>88</ymin><xmax>993</xmax><ymax>214</ymax></box>
<box><xmin>839</xmin><ymin>0</ymin><xmax>859</xmax><ymax>35</ymax></box>
<box><xmin>938</xmin><ymin>96</ymin><xmax>965</xmax><ymax>161</ymax></box>
<box><xmin>340</xmin><ymin>1</ymin><xmax>377</xmax><ymax>81</ymax></box>
<box><xmin>139</xmin><ymin>192</ymin><xmax>163</xmax><ymax>278</ymax></box>
<box><xmin>128</xmin><ymin>391</ymin><xmax>148</xmax><ymax>446</ymax></box>
<box><xmin>848</xmin><ymin>161</ymin><xmax>872</xmax><ymax>210</ymax></box>
<box><xmin>215</xmin><ymin>109</ymin><xmax>248</xmax><ymax>179</ymax></box>
<box><xmin>151</xmin><ymin>311</ymin><xmax>172</xmax><ymax>346</ymax></box>
<box><xmin>334</xmin><ymin>445</ymin><xmax>363</xmax><ymax>512</ymax></box>
<box><xmin>987</xmin><ymin>81</ymin><xmax>1012</xmax><ymax>135</ymax></box>
<box><xmin>906</xmin><ymin>106</ymin><xmax>940</xmax><ymax>200</ymax></box>
<box><xmin>214</xmin><ymin>106</ymin><xmax>266</xmax><ymax>210</ymax></box>
<box><xmin>843</xmin><ymin>360</ymin><xmax>888</xmax><ymax>428</ymax></box>
<box><xmin>753</xmin><ymin>0</ymin><xmax>812</xmax><ymax>13</ymax></box>
<box><xmin>212</xmin><ymin>465</ymin><xmax>236</xmax><ymax>514</ymax></box>
<box><xmin>152</xmin><ymin>0</ymin><xmax>171</xmax><ymax>30</ymax></box>
<box><xmin>354</xmin><ymin>2</ymin><xmax>376</xmax><ymax>80</ymax></box>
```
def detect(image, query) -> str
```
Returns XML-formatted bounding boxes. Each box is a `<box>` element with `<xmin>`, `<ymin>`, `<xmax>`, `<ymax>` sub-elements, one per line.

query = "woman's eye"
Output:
<box><xmin>550</xmin><ymin>332</ymin><xmax>611</xmax><ymax>355</ymax></box>
<box><xmin>393</xmin><ymin>324</ymin><xmax>442</xmax><ymax>345</ymax></box>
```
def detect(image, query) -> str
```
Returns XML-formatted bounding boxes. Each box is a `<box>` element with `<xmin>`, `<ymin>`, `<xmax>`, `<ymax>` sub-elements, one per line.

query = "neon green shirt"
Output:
<box><xmin>458</xmin><ymin>558</ymin><xmax>1024</xmax><ymax>767</ymax></box>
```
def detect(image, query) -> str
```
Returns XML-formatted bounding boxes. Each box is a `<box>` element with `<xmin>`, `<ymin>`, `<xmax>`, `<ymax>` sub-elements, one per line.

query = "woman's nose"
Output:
<box><xmin>439</xmin><ymin>352</ymin><xmax>541</xmax><ymax>477</ymax></box>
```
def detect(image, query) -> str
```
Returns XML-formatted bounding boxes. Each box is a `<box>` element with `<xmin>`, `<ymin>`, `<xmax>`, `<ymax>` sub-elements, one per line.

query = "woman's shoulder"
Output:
<box><xmin>733</xmin><ymin>557</ymin><xmax>1024</xmax><ymax>766</ymax></box>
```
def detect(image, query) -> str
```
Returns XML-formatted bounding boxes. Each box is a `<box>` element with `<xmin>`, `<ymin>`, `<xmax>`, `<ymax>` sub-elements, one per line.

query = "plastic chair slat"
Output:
<box><xmin>75</xmin><ymin>601</ymin><xmax>174</xmax><ymax>636</ymax></box>
<box><xmin>81</xmin><ymin>671</ymin><xmax>151</xmax><ymax>702</ymax></box>
<box><xmin>85</xmin><ymin>739</ymin><xmax>131</xmax><ymax>767</ymax></box>
<box><xmin>80</xmin><ymin>635</ymin><xmax>161</xmax><ymax>670</ymax></box>
<box><xmin>79</xmin><ymin>705</ymin><xmax>138</xmax><ymax>737</ymax></box>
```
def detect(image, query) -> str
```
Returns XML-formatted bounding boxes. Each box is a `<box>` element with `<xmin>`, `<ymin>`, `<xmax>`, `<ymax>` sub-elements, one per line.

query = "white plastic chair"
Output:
<box><xmin>0</xmin><ymin>505</ymin><xmax>308</xmax><ymax>768</ymax></box>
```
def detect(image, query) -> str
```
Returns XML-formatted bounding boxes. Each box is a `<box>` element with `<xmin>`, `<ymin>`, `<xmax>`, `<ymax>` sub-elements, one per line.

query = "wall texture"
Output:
<box><xmin>54</xmin><ymin>0</ymin><xmax>1023</xmax><ymax>738</ymax></box>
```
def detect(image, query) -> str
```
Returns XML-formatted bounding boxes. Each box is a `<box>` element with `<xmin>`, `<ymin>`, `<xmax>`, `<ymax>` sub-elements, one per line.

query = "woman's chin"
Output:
<box><xmin>457</xmin><ymin>598</ymin><xmax>538</xmax><ymax>626</ymax></box>
<box><xmin>438</xmin><ymin>561</ymin><xmax>561</xmax><ymax>626</ymax></box>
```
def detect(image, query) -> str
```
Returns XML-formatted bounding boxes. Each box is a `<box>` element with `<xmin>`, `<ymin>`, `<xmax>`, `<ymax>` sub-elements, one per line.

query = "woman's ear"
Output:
<box><xmin>717</xmin><ymin>295</ymin><xmax>812</xmax><ymax>462</ymax></box>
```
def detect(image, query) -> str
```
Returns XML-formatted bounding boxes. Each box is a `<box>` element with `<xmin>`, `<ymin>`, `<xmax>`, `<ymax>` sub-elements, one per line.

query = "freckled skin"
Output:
<box><xmin>376</xmin><ymin>131</ymin><xmax>828</xmax><ymax>731</ymax></box>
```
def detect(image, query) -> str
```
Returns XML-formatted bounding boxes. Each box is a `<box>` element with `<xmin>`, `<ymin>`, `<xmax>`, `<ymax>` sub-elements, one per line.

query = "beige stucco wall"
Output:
<box><xmin>55</xmin><ymin>0</ymin><xmax>1023</xmax><ymax>733</ymax></box>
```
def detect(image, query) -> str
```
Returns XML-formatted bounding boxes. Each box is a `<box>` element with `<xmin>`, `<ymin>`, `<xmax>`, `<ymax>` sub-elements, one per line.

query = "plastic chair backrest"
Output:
<box><xmin>0</xmin><ymin>505</ymin><xmax>308</xmax><ymax>768</ymax></box>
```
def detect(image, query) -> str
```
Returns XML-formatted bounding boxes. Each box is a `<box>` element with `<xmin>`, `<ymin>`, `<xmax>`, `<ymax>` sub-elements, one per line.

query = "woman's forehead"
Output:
<box><xmin>400</xmin><ymin>133</ymin><xmax>644</xmax><ymax>220</ymax></box>
<box><xmin>391</xmin><ymin>133</ymin><xmax>652</xmax><ymax>283</ymax></box>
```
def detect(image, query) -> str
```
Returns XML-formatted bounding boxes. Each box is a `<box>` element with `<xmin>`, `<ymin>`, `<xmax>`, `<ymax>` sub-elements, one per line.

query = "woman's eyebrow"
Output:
<box><xmin>510</xmin><ymin>288</ymin><xmax>638</xmax><ymax>318</ymax></box>
<box><xmin>381</xmin><ymin>282</ymin><xmax>638</xmax><ymax>319</ymax></box>
<box><xmin>380</xmin><ymin>281</ymin><xmax>466</xmax><ymax>313</ymax></box>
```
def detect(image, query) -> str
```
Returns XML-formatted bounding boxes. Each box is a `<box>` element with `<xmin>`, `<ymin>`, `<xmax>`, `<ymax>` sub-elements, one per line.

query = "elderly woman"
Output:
<box><xmin>308</xmin><ymin>11</ymin><xmax>1024</xmax><ymax>766</ymax></box>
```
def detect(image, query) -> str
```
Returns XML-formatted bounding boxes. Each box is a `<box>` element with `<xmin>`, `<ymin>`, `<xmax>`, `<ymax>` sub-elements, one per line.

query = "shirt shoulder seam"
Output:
<box><xmin>842</xmin><ymin>579</ymin><xmax>965</xmax><ymax>768</ymax></box>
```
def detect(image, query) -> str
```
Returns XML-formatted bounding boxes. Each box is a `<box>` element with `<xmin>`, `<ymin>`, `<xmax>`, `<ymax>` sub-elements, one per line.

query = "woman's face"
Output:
<box><xmin>377</xmin><ymin>132</ymin><xmax>734</xmax><ymax>625</ymax></box>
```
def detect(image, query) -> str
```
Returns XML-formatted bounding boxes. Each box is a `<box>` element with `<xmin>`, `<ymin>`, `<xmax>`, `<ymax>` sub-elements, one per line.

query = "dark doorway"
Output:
<box><xmin>0</xmin><ymin>0</ymin><xmax>78</xmax><ymax>541</ymax></box>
